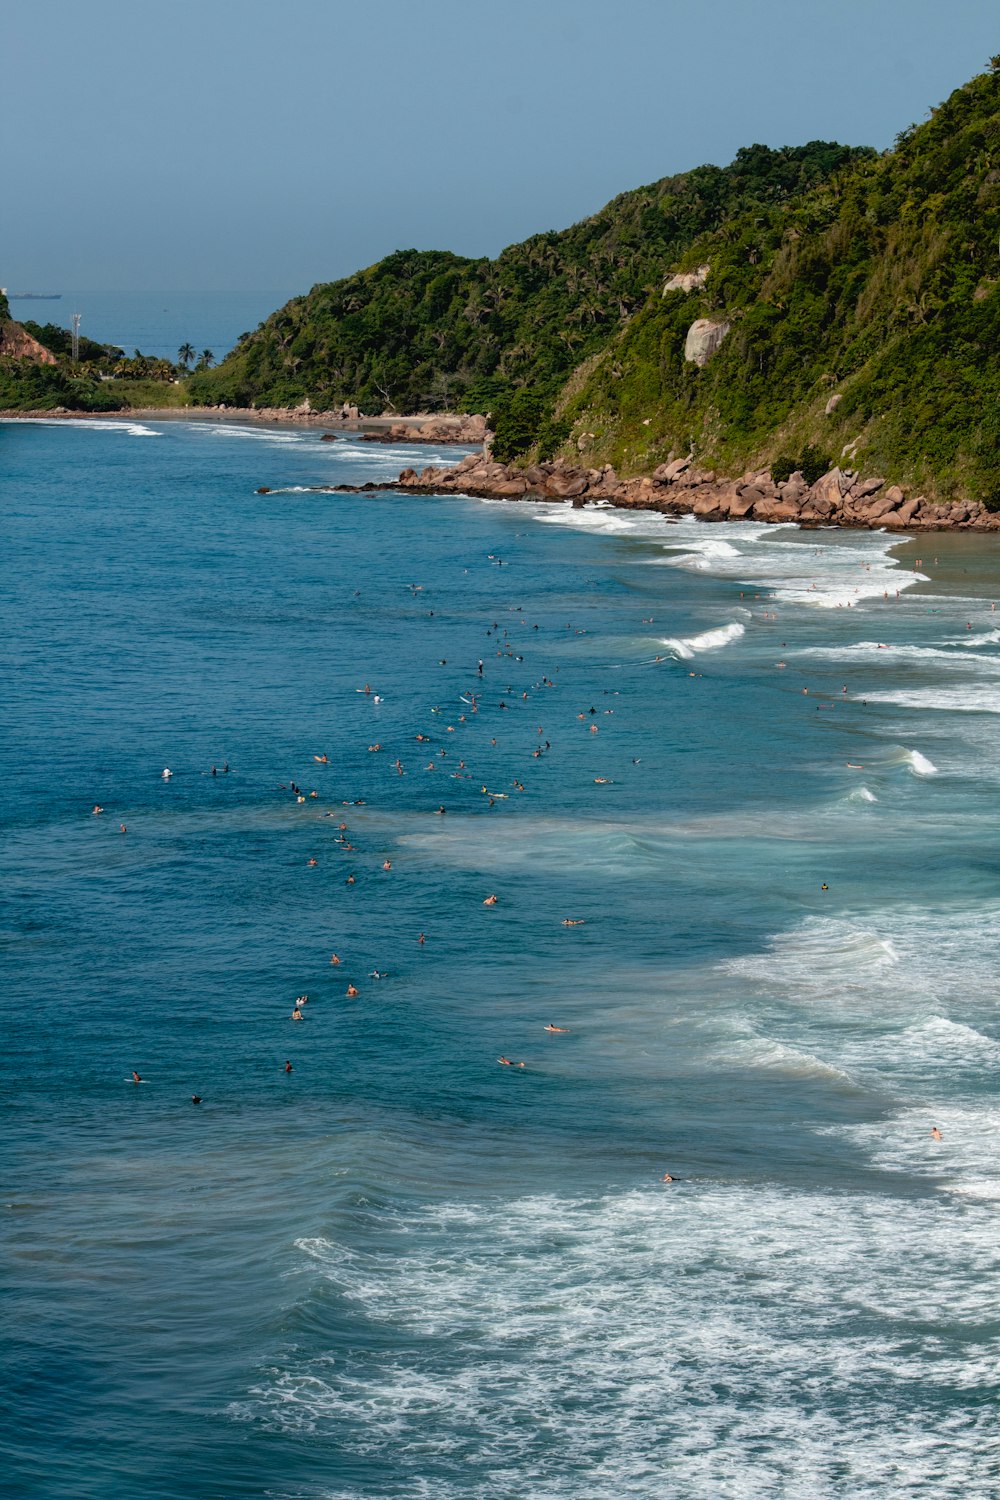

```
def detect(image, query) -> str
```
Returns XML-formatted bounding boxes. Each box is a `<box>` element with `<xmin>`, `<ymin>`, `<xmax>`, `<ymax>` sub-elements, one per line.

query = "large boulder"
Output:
<box><xmin>684</xmin><ymin>319</ymin><xmax>731</xmax><ymax>367</ymax></box>
<box><xmin>492</xmin><ymin>476</ymin><xmax>529</xmax><ymax>498</ymax></box>
<box><xmin>544</xmin><ymin>470</ymin><xmax>589</xmax><ymax>499</ymax></box>
<box><xmin>800</xmin><ymin>495</ymin><xmax>838</xmax><ymax>520</ymax></box>
<box><xmin>727</xmin><ymin>489</ymin><xmax>759</xmax><ymax>519</ymax></box>
<box><xmin>861</xmin><ymin>493</ymin><xmax>902</xmax><ymax>521</ymax></box>
<box><xmin>809</xmin><ymin>469</ymin><xmax>847</xmax><ymax>508</ymax></box>
<box><xmin>652</xmin><ymin>456</ymin><xmax>690</xmax><ymax>484</ymax></box>
<box><xmin>753</xmin><ymin>496</ymin><xmax>805</xmax><ymax>522</ymax></box>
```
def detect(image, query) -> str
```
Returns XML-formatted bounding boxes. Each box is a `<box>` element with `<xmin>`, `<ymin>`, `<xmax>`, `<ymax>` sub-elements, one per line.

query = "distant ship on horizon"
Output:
<box><xmin>8</xmin><ymin>292</ymin><xmax>63</xmax><ymax>300</ymax></box>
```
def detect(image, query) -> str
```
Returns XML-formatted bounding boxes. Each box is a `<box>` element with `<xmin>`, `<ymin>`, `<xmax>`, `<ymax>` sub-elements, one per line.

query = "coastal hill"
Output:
<box><xmin>189</xmin><ymin>61</ymin><xmax>1000</xmax><ymax>505</ymax></box>
<box><xmin>187</xmin><ymin>142</ymin><xmax>869</xmax><ymax>420</ymax></box>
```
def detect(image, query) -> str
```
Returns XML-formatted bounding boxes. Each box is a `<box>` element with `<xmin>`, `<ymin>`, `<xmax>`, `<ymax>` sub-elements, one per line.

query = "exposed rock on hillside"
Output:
<box><xmin>0</xmin><ymin>321</ymin><xmax>57</xmax><ymax>364</ymax></box>
<box><xmin>684</xmin><ymin>319</ymin><xmax>730</xmax><ymax>366</ymax></box>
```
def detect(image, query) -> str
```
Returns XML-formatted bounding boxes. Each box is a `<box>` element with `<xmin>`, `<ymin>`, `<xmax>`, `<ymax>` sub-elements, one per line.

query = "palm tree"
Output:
<box><xmin>200</xmin><ymin>349</ymin><xmax>215</xmax><ymax>368</ymax></box>
<box><xmin>177</xmin><ymin>342</ymin><xmax>195</xmax><ymax>370</ymax></box>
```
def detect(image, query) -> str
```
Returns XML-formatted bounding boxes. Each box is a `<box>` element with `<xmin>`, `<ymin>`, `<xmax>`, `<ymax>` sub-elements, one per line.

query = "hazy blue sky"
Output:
<box><xmin>4</xmin><ymin>0</ymin><xmax>998</xmax><ymax>293</ymax></box>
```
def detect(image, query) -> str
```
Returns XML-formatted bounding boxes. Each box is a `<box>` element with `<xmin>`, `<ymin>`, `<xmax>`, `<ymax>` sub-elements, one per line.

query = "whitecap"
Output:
<box><xmin>7</xmin><ymin>417</ymin><xmax>161</xmax><ymax>437</ymax></box>
<box><xmin>661</xmin><ymin>620</ymin><xmax>745</xmax><ymax>658</ymax></box>
<box><xmin>864</xmin><ymin>686</ymin><xmax>1000</xmax><ymax>715</ymax></box>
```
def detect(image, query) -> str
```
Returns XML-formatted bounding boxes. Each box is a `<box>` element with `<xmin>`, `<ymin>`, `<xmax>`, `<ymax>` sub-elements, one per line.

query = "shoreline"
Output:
<box><xmin>0</xmin><ymin>405</ymin><xmax>487</xmax><ymax>443</ymax></box>
<box><xmin>8</xmin><ymin>404</ymin><xmax>998</xmax><ymax>533</ymax></box>
<box><xmin>318</xmin><ymin>453</ymin><xmax>1000</xmax><ymax>534</ymax></box>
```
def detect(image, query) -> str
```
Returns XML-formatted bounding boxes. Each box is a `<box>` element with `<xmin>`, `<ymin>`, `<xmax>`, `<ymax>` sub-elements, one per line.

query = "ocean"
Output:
<box><xmin>2</xmin><ymin>415</ymin><xmax>998</xmax><ymax>1498</ymax></box>
<box><xmin>5</xmin><ymin>290</ymin><xmax>298</xmax><ymax>363</ymax></box>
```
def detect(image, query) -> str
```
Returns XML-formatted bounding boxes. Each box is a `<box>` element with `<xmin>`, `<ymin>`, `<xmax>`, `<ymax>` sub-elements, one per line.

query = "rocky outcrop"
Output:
<box><xmin>337</xmin><ymin>453</ymin><xmax>998</xmax><ymax>533</ymax></box>
<box><xmin>663</xmin><ymin>263</ymin><xmax>710</xmax><ymax>295</ymax></box>
<box><xmin>362</xmin><ymin>413</ymin><xmax>488</xmax><ymax>445</ymax></box>
<box><xmin>684</xmin><ymin>319</ymin><xmax>731</xmax><ymax>367</ymax></box>
<box><xmin>0</xmin><ymin>320</ymin><xmax>58</xmax><ymax>364</ymax></box>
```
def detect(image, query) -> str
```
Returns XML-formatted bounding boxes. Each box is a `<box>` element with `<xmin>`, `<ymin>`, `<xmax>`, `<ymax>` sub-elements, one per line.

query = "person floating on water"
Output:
<box><xmin>284</xmin><ymin>1060</ymin><xmax>293</xmax><ymax>1073</ymax></box>
<box><xmin>931</xmin><ymin>1125</ymin><xmax>942</xmax><ymax>1141</ymax></box>
<box><xmin>543</xmin><ymin>1024</ymin><xmax>570</xmax><ymax>1033</ymax></box>
<box><xmin>191</xmin><ymin>1095</ymin><xmax>202</xmax><ymax>1105</ymax></box>
<box><xmin>131</xmin><ymin>1071</ymin><xmax>142</xmax><ymax>1084</ymax></box>
<box><xmin>483</xmin><ymin>894</ymin><xmax>498</xmax><ymax>906</ymax></box>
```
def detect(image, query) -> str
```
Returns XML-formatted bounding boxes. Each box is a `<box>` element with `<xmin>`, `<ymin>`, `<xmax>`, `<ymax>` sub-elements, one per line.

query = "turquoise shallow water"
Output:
<box><xmin>2</xmin><ymin>417</ymin><xmax>999</xmax><ymax>1498</ymax></box>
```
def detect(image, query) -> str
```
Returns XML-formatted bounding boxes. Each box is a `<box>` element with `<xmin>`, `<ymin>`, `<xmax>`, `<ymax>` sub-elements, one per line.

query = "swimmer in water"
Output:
<box><xmin>330</xmin><ymin>953</ymin><xmax>341</xmax><ymax>965</ymax></box>
<box><xmin>821</xmin><ymin>884</ymin><xmax>829</xmax><ymax>891</ymax></box>
<box><xmin>382</xmin><ymin>859</ymin><xmax>392</xmax><ymax>871</ymax></box>
<box><xmin>562</xmin><ymin>919</ymin><xmax>586</xmax><ymax>927</ymax></box>
<box><xmin>543</xmin><ymin>1024</ymin><xmax>570</xmax><ymax>1033</ymax></box>
<box><xmin>346</xmin><ymin>984</ymin><xmax>359</xmax><ymax>997</ymax></box>
<box><xmin>290</xmin><ymin>1006</ymin><xmax>303</xmax><ymax>1021</ymax></box>
<box><xmin>313</xmin><ymin>754</ymin><xmax>329</xmax><ymax>763</ymax></box>
<box><xmin>119</xmin><ymin>824</ymin><xmax>127</xmax><ymax>833</ymax></box>
<box><xmin>284</xmin><ymin>1060</ymin><xmax>293</xmax><ymax>1073</ymax></box>
<box><xmin>930</xmin><ymin>1125</ymin><xmax>942</xmax><ymax>1141</ymax></box>
<box><xmin>131</xmin><ymin>1071</ymin><xmax>142</xmax><ymax>1084</ymax></box>
<box><xmin>92</xmin><ymin>804</ymin><xmax>104</xmax><ymax>815</ymax></box>
<box><xmin>307</xmin><ymin>857</ymin><xmax>318</xmax><ymax>867</ymax></box>
<box><xmin>417</xmin><ymin>932</ymin><xmax>426</xmax><ymax>944</ymax></box>
<box><xmin>191</xmin><ymin>1095</ymin><xmax>202</xmax><ymax>1105</ymax></box>
<box><xmin>661</xmin><ymin>1173</ymin><xmax>676</xmax><ymax>1183</ymax></box>
<box><xmin>483</xmin><ymin>894</ymin><xmax>498</xmax><ymax>906</ymax></box>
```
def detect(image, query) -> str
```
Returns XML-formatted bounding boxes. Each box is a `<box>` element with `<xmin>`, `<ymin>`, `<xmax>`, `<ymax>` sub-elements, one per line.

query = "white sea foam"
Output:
<box><xmin>905</xmin><ymin>747</ymin><xmax>938</xmax><ymax>774</ymax></box>
<box><xmin>797</xmin><ymin>640</ymin><xmax>1000</xmax><ymax>667</ymax></box>
<box><xmin>949</xmin><ymin>627</ymin><xmax>1000</xmax><ymax>646</ymax></box>
<box><xmin>654</xmin><ymin>519</ymin><xmax>919</xmax><ymax>609</ymax></box>
<box><xmin>8</xmin><ymin>417</ymin><xmax>161</xmax><ymax>437</ymax></box>
<box><xmin>863</xmin><ymin>685</ymin><xmax>1000</xmax><ymax>715</ymax></box>
<box><xmin>232</xmin><ymin>1185</ymin><xmax>999</xmax><ymax>1497</ymax></box>
<box><xmin>661</xmin><ymin>620</ymin><xmax>745</xmax><ymax>658</ymax></box>
<box><xmin>533</xmin><ymin>502</ymin><xmax>674</xmax><ymax>541</ymax></box>
<box><xmin>847</xmin><ymin>784</ymin><xmax>878</xmax><ymax>803</ymax></box>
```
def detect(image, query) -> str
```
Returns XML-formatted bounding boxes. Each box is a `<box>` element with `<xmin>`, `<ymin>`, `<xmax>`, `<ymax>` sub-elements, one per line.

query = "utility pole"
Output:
<box><xmin>71</xmin><ymin>313</ymin><xmax>81</xmax><ymax>362</ymax></box>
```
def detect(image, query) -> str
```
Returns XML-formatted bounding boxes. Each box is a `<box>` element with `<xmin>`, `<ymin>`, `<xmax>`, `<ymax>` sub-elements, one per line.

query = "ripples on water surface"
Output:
<box><xmin>2</xmin><ymin>417</ymin><xmax>999</xmax><ymax>1498</ymax></box>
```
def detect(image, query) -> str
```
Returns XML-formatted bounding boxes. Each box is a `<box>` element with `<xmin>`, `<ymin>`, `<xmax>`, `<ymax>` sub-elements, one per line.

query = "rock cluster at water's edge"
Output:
<box><xmin>380</xmin><ymin>455</ymin><xmax>1000</xmax><ymax>531</ymax></box>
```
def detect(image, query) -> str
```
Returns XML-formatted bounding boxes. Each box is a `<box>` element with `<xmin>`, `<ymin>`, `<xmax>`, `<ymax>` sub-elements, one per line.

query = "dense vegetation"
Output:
<box><xmin>564</xmin><ymin>63</ymin><xmax>1000</xmax><ymax>503</ymax></box>
<box><xmin>189</xmin><ymin>62</ymin><xmax>1000</xmax><ymax>502</ymax></box>
<box><xmin>0</xmin><ymin>307</ymin><xmax>195</xmax><ymax>412</ymax></box>
<box><xmin>188</xmin><ymin>142</ymin><xmax>868</xmax><ymax>415</ymax></box>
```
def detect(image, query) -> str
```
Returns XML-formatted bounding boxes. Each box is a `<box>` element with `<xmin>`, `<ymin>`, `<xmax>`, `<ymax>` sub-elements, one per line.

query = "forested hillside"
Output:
<box><xmin>564</xmin><ymin>63</ymin><xmax>1000</xmax><ymax>503</ymax></box>
<box><xmin>190</xmin><ymin>60</ymin><xmax>1000</xmax><ymax>503</ymax></box>
<box><xmin>188</xmin><ymin>142</ymin><xmax>868</xmax><ymax>416</ymax></box>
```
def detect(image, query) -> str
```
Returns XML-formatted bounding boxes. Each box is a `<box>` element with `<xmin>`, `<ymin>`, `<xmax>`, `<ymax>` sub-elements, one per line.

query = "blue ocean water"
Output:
<box><xmin>2</xmin><ymin>416</ymin><xmax>999</xmax><ymax>1499</ymax></box>
<box><xmin>6</xmin><ymin>290</ymin><xmax>296</xmax><ymax>362</ymax></box>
